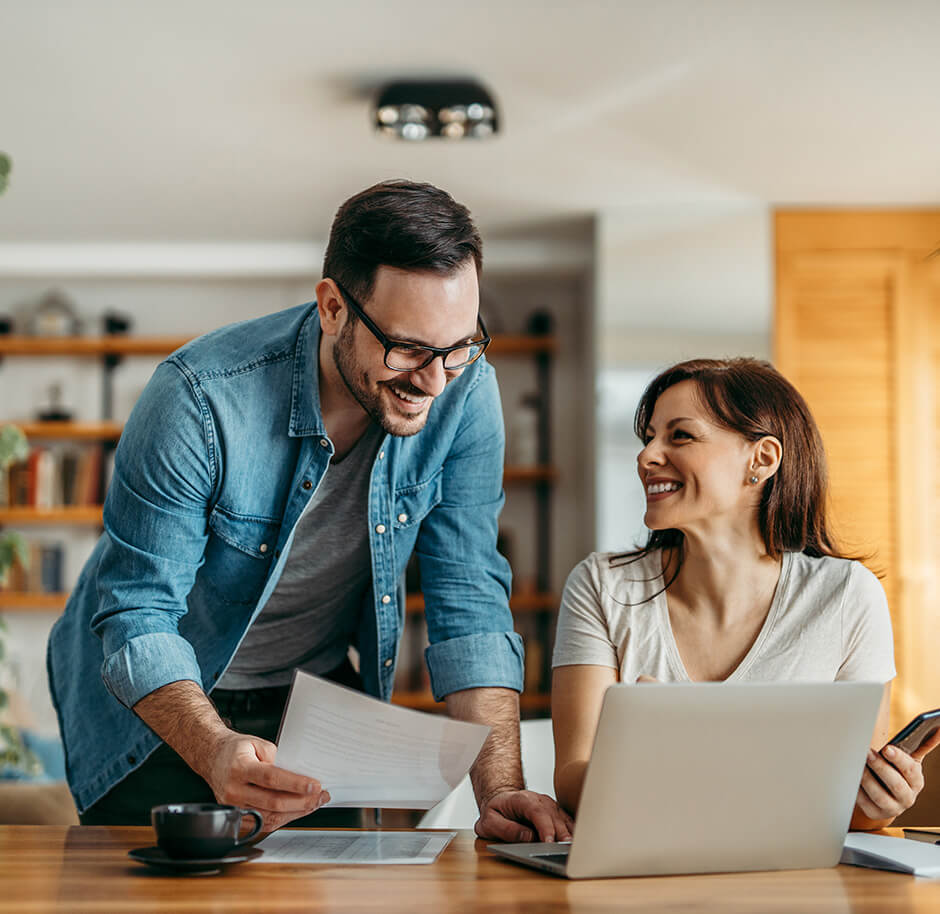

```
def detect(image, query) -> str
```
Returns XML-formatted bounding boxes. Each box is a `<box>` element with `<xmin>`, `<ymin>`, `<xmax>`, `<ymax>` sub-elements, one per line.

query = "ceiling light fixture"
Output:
<box><xmin>374</xmin><ymin>79</ymin><xmax>499</xmax><ymax>141</ymax></box>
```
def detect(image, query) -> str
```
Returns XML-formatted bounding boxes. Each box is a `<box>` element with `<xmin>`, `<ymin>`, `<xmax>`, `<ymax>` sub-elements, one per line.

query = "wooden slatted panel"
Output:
<box><xmin>776</xmin><ymin>212</ymin><xmax>940</xmax><ymax>734</ymax></box>
<box><xmin>930</xmin><ymin>263</ymin><xmax>940</xmax><ymax>630</ymax></box>
<box><xmin>777</xmin><ymin>254</ymin><xmax>898</xmax><ymax>623</ymax></box>
<box><xmin>927</xmin><ymin>264</ymin><xmax>940</xmax><ymax>612</ymax></box>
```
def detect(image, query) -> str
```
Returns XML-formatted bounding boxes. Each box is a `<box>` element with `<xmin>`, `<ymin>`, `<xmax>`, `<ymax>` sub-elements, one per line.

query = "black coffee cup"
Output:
<box><xmin>151</xmin><ymin>803</ymin><xmax>264</xmax><ymax>859</ymax></box>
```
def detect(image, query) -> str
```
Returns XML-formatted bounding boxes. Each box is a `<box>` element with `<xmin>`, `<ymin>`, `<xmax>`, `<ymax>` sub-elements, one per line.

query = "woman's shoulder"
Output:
<box><xmin>564</xmin><ymin>548</ymin><xmax>664</xmax><ymax>605</ymax></box>
<box><xmin>785</xmin><ymin>552</ymin><xmax>886</xmax><ymax>606</ymax></box>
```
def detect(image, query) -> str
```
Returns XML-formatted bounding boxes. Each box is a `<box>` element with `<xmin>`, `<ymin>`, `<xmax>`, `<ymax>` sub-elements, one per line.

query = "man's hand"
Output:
<box><xmin>475</xmin><ymin>788</ymin><xmax>574</xmax><ymax>843</ymax></box>
<box><xmin>134</xmin><ymin>679</ymin><xmax>327</xmax><ymax>832</ymax></box>
<box><xmin>444</xmin><ymin>688</ymin><xmax>573</xmax><ymax>844</ymax></box>
<box><xmin>203</xmin><ymin>730</ymin><xmax>329</xmax><ymax>832</ymax></box>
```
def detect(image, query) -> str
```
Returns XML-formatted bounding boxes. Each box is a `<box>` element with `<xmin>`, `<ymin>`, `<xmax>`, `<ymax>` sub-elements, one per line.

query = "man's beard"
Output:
<box><xmin>332</xmin><ymin>321</ymin><xmax>430</xmax><ymax>437</ymax></box>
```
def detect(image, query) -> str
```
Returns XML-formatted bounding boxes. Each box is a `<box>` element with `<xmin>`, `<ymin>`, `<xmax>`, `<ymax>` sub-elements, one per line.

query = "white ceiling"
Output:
<box><xmin>2</xmin><ymin>1</ymin><xmax>940</xmax><ymax>243</ymax></box>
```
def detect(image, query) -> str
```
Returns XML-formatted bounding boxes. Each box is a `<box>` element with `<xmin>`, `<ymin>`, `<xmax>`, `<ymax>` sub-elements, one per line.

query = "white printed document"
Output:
<box><xmin>274</xmin><ymin>671</ymin><xmax>490</xmax><ymax>808</ymax></box>
<box><xmin>254</xmin><ymin>829</ymin><xmax>455</xmax><ymax>865</ymax></box>
<box><xmin>842</xmin><ymin>832</ymin><xmax>940</xmax><ymax>877</ymax></box>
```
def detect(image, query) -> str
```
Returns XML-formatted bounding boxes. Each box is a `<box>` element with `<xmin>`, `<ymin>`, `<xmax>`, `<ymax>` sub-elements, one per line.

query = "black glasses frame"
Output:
<box><xmin>332</xmin><ymin>280</ymin><xmax>491</xmax><ymax>372</ymax></box>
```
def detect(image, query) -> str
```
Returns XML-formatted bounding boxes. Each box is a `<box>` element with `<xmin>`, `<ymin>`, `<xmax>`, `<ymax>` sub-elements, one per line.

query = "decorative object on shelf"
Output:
<box><xmin>35</xmin><ymin>382</ymin><xmax>73</xmax><ymax>423</ymax></box>
<box><xmin>25</xmin><ymin>289</ymin><xmax>83</xmax><ymax>338</ymax></box>
<box><xmin>102</xmin><ymin>310</ymin><xmax>132</xmax><ymax>335</ymax></box>
<box><xmin>0</xmin><ymin>422</ymin><xmax>43</xmax><ymax>779</ymax></box>
<box><xmin>374</xmin><ymin>79</ymin><xmax>498</xmax><ymax>141</ymax></box>
<box><xmin>0</xmin><ymin>160</ymin><xmax>11</xmax><ymax>336</ymax></box>
<box><xmin>526</xmin><ymin>309</ymin><xmax>553</xmax><ymax>337</ymax></box>
<box><xmin>507</xmin><ymin>393</ymin><xmax>541</xmax><ymax>467</ymax></box>
<box><xmin>0</xmin><ymin>424</ymin><xmax>29</xmax><ymax>581</ymax></box>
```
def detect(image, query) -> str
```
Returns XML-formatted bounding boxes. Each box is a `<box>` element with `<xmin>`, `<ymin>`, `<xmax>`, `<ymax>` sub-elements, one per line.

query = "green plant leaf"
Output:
<box><xmin>0</xmin><ymin>531</ymin><xmax>28</xmax><ymax>576</ymax></box>
<box><xmin>0</xmin><ymin>424</ymin><xmax>29</xmax><ymax>470</ymax></box>
<box><xmin>0</xmin><ymin>724</ymin><xmax>44</xmax><ymax>778</ymax></box>
<box><xmin>0</xmin><ymin>153</ymin><xmax>9</xmax><ymax>195</ymax></box>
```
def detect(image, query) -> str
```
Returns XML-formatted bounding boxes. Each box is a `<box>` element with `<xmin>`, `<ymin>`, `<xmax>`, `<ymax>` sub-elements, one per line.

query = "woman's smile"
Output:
<box><xmin>645</xmin><ymin>477</ymin><xmax>684</xmax><ymax>501</ymax></box>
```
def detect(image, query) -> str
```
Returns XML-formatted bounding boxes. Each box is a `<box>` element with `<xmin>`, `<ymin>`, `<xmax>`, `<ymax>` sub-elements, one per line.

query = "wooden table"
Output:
<box><xmin>1</xmin><ymin>825</ymin><xmax>938</xmax><ymax>913</ymax></box>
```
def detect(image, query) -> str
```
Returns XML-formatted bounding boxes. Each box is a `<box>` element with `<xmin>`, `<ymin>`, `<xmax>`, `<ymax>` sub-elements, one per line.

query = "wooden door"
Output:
<box><xmin>776</xmin><ymin>212</ymin><xmax>940</xmax><ymax>729</ymax></box>
<box><xmin>777</xmin><ymin>252</ymin><xmax>900</xmax><ymax>642</ymax></box>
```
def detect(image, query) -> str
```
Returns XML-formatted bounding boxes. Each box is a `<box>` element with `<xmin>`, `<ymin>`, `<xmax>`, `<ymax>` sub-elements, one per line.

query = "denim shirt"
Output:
<box><xmin>47</xmin><ymin>303</ymin><xmax>523</xmax><ymax>813</ymax></box>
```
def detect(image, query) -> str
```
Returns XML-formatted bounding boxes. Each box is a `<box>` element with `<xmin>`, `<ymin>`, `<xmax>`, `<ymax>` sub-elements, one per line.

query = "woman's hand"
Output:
<box><xmin>854</xmin><ymin>730</ymin><xmax>940</xmax><ymax>827</ymax></box>
<box><xmin>856</xmin><ymin>745</ymin><xmax>924</xmax><ymax>821</ymax></box>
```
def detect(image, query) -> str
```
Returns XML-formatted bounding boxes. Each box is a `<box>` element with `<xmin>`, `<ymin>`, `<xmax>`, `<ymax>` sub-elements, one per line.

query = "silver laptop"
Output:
<box><xmin>490</xmin><ymin>682</ymin><xmax>882</xmax><ymax>879</ymax></box>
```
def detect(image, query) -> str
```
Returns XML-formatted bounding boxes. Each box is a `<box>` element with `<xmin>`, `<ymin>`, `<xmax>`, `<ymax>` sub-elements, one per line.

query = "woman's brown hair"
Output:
<box><xmin>617</xmin><ymin>357</ymin><xmax>853</xmax><ymax>569</ymax></box>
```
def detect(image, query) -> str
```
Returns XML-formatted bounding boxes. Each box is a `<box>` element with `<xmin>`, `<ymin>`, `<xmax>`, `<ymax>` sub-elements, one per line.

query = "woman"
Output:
<box><xmin>552</xmin><ymin>357</ymin><xmax>934</xmax><ymax>830</ymax></box>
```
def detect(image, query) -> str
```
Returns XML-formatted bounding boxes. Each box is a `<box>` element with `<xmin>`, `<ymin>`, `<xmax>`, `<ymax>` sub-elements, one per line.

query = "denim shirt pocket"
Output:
<box><xmin>204</xmin><ymin>505</ymin><xmax>280</xmax><ymax>604</ymax></box>
<box><xmin>393</xmin><ymin>470</ymin><xmax>443</xmax><ymax>530</ymax></box>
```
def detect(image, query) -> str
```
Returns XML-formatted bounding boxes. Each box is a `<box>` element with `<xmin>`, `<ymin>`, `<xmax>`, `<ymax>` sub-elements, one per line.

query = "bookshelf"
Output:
<box><xmin>15</xmin><ymin>421</ymin><xmax>123</xmax><ymax>441</ymax></box>
<box><xmin>395</xmin><ymin>320</ymin><xmax>558</xmax><ymax>714</ymax></box>
<box><xmin>1</xmin><ymin>330</ymin><xmax>560</xmax><ymax>714</ymax></box>
<box><xmin>392</xmin><ymin>692</ymin><xmax>552</xmax><ymax>712</ymax></box>
<box><xmin>0</xmin><ymin>592</ymin><xmax>69</xmax><ymax>611</ymax></box>
<box><xmin>0</xmin><ymin>334</ymin><xmax>186</xmax><ymax>608</ymax></box>
<box><xmin>0</xmin><ymin>507</ymin><xmax>103</xmax><ymax>526</ymax></box>
<box><xmin>404</xmin><ymin>591</ymin><xmax>556</xmax><ymax>614</ymax></box>
<box><xmin>0</xmin><ymin>336</ymin><xmax>190</xmax><ymax>357</ymax></box>
<box><xmin>0</xmin><ymin>334</ymin><xmax>552</xmax><ymax>358</ymax></box>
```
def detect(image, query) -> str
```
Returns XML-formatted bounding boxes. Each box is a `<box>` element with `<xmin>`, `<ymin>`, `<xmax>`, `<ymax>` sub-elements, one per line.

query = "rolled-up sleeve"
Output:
<box><xmin>418</xmin><ymin>363</ymin><xmax>523</xmax><ymax>699</ymax></box>
<box><xmin>92</xmin><ymin>358</ymin><xmax>217</xmax><ymax>708</ymax></box>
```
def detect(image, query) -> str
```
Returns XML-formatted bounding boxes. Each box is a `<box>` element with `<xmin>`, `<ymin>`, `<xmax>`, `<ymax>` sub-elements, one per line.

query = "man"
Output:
<box><xmin>48</xmin><ymin>180</ymin><xmax>572</xmax><ymax>842</ymax></box>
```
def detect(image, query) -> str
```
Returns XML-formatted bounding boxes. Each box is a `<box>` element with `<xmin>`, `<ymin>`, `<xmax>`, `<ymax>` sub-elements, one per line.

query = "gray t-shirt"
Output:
<box><xmin>552</xmin><ymin>549</ymin><xmax>896</xmax><ymax>683</ymax></box>
<box><xmin>218</xmin><ymin>423</ymin><xmax>384</xmax><ymax>689</ymax></box>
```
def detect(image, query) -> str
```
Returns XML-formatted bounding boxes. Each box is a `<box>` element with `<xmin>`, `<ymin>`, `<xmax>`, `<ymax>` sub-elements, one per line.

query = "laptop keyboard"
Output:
<box><xmin>534</xmin><ymin>853</ymin><xmax>571</xmax><ymax>866</ymax></box>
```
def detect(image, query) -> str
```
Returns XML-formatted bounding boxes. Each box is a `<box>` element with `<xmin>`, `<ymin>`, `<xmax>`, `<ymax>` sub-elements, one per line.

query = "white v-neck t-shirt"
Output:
<box><xmin>552</xmin><ymin>549</ymin><xmax>896</xmax><ymax>684</ymax></box>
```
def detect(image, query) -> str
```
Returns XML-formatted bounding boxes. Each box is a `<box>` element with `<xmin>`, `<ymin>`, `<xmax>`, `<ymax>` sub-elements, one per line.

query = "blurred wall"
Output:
<box><xmin>593</xmin><ymin>203</ymin><xmax>772</xmax><ymax>553</ymax></box>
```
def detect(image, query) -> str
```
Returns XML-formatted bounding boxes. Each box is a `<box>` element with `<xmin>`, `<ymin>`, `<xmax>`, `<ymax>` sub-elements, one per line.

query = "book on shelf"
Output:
<box><xmin>2</xmin><ymin>541</ymin><xmax>65</xmax><ymax>593</ymax></box>
<box><xmin>1</xmin><ymin>444</ymin><xmax>112</xmax><ymax>508</ymax></box>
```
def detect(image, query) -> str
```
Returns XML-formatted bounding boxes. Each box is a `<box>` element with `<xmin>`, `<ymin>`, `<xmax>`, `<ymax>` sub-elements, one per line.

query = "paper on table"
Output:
<box><xmin>842</xmin><ymin>832</ymin><xmax>940</xmax><ymax>877</ymax></box>
<box><xmin>274</xmin><ymin>671</ymin><xmax>490</xmax><ymax>808</ymax></box>
<box><xmin>254</xmin><ymin>829</ymin><xmax>455</xmax><ymax>865</ymax></box>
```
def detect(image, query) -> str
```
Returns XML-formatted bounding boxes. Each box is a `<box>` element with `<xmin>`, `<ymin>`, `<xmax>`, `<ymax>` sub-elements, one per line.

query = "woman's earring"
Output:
<box><xmin>749</xmin><ymin>475</ymin><xmax>759</xmax><ymax>485</ymax></box>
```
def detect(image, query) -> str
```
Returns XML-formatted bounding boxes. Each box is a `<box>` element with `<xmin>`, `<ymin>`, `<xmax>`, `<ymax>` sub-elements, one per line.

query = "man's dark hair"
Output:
<box><xmin>322</xmin><ymin>180</ymin><xmax>483</xmax><ymax>311</ymax></box>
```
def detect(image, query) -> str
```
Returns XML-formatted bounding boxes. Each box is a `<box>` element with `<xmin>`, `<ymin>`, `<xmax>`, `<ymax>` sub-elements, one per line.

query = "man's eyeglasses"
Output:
<box><xmin>332</xmin><ymin>280</ymin><xmax>491</xmax><ymax>372</ymax></box>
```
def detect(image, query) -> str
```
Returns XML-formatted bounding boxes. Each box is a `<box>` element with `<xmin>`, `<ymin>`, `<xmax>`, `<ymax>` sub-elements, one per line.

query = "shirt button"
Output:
<box><xmin>375</xmin><ymin>524</ymin><xmax>386</xmax><ymax>534</ymax></box>
<box><xmin>378</xmin><ymin>451</ymin><xmax>385</xmax><ymax>460</ymax></box>
<box><xmin>302</xmin><ymin>480</ymin><xmax>313</xmax><ymax>490</ymax></box>
<box><xmin>259</xmin><ymin>543</ymin><xmax>268</xmax><ymax>554</ymax></box>
<box><xmin>319</xmin><ymin>438</ymin><xmax>329</xmax><ymax>448</ymax></box>
<box><xmin>381</xmin><ymin>594</ymin><xmax>391</xmax><ymax>604</ymax></box>
<box><xmin>384</xmin><ymin>659</ymin><xmax>393</xmax><ymax>668</ymax></box>
<box><xmin>397</xmin><ymin>513</ymin><xmax>408</xmax><ymax>523</ymax></box>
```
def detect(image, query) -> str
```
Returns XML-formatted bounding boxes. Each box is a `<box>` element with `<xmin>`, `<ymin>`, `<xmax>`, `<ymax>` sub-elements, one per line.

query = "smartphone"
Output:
<box><xmin>886</xmin><ymin>709</ymin><xmax>940</xmax><ymax>755</ymax></box>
